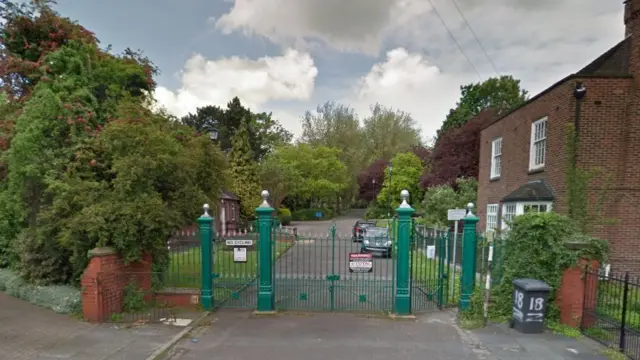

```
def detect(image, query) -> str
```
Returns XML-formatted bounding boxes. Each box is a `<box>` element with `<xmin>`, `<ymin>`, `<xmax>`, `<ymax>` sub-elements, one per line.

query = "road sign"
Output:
<box><xmin>349</xmin><ymin>253</ymin><xmax>373</xmax><ymax>273</ymax></box>
<box><xmin>448</xmin><ymin>209</ymin><xmax>467</xmax><ymax>221</ymax></box>
<box><xmin>315</xmin><ymin>211</ymin><xmax>323</xmax><ymax>219</ymax></box>
<box><xmin>226</xmin><ymin>239</ymin><xmax>253</xmax><ymax>246</ymax></box>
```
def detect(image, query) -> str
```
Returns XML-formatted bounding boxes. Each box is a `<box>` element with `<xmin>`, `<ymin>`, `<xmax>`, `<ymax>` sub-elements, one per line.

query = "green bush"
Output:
<box><xmin>278</xmin><ymin>208</ymin><xmax>292</xmax><ymax>226</ymax></box>
<box><xmin>488</xmin><ymin>212</ymin><xmax>608</xmax><ymax>321</ymax></box>
<box><xmin>364</xmin><ymin>204</ymin><xmax>389</xmax><ymax>220</ymax></box>
<box><xmin>0</xmin><ymin>268</ymin><xmax>81</xmax><ymax>314</ymax></box>
<box><xmin>291</xmin><ymin>208</ymin><xmax>334</xmax><ymax>221</ymax></box>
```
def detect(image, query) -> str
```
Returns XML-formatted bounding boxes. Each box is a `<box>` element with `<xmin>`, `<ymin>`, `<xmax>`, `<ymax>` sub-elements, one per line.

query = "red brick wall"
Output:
<box><xmin>477</xmin><ymin>75</ymin><xmax>640</xmax><ymax>274</ymax></box>
<box><xmin>80</xmin><ymin>248</ymin><xmax>152</xmax><ymax>322</ymax></box>
<box><xmin>557</xmin><ymin>259</ymin><xmax>599</xmax><ymax>328</ymax></box>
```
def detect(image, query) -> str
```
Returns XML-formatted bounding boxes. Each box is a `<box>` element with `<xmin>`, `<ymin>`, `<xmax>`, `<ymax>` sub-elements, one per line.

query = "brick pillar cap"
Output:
<box><xmin>564</xmin><ymin>240</ymin><xmax>590</xmax><ymax>251</ymax></box>
<box><xmin>88</xmin><ymin>247</ymin><xmax>117</xmax><ymax>258</ymax></box>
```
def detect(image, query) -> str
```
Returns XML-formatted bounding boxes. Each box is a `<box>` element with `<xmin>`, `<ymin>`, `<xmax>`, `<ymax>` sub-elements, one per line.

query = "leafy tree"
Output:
<box><xmin>0</xmin><ymin>1</ymin><xmax>227</xmax><ymax>283</ymax></box>
<box><xmin>228</xmin><ymin>119</ymin><xmax>261</xmax><ymax>220</ymax></box>
<box><xmin>264</xmin><ymin>144</ymin><xmax>349</xmax><ymax>208</ymax></box>
<box><xmin>437</xmin><ymin>75</ymin><xmax>528</xmax><ymax>138</ymax></box>
<box><xmin>376</xmin><ymin>152</ymin><xmax>423</xmax><ymax>212</ymax></box>
<box><xmin>421</xmin><ymin>178</ymin><xmax>477</xmax><ymax>227</ymax></box>
<box><xmin>181</xmin><ymin>97</ymin><xmax>292</xmax><ymax>161</ymax></box>
<box><xmin>362</xmin><ymin>104</ymin><xmax>422</xmax><ymax>162</ymax></box>
<box><xmin>301</xmin><ymin>101</ymin><xmax>364</xmax><ymax>209</ymax></box>
<box><xmin>259</xmin><ymin>147</ymin><xmax>301</xmax><ymax>210</ymax></box>
<box><xmin>356</xmin><ymin>159</ymin><xmax>389</xmax><ymax>202</ymax></box>
<box><xmin>421</xmin><ymin>109</ymin><xmax>494</xmax><ymax>188</ymax></box>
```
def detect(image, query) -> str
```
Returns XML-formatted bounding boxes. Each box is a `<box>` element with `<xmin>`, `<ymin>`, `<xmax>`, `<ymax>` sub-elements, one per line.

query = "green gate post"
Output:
<box><xmin>198</xmin><ymin>203</ymin><xmax>214</xmax><ymax>311</ymax></box>
<box><xmin>395</xmin><ymin>190</ymin><xmax>414</xmax><ymax>316</ymax></box>
<box><xmin>256</xmin><ymin>190</ymin><xmax>275</xmax><ymax>313</ymax></box>
<box><xmin>459</xmin><ymin>203</ymin><xmax>479</xmax><ymax>312</ymax></box>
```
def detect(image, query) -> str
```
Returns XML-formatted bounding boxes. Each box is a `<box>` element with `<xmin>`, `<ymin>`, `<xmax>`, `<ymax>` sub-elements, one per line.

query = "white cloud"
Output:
<box><xmin>210</xmin><ymin>0</ymin><xmax>626</xmax><ymax>139</ymax></box>
<box><xmin>349</xmin><ymin>48</ymin><xmax>470</xmax><ymax>140</ymax></box>
<box><xmin>154</xmin><ymin>49</ymin><xmax>318</xmax><ymax>118</ymax></box>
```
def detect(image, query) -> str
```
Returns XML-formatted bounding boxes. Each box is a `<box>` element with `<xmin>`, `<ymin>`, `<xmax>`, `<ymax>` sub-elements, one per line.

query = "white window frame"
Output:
<box><xmin>486</xmin><ymin>204</ymin><xmax>499</xmax><ymax>232</ymax></box>
<box><xmin>529</xmin><ymin>117</ymin><xmax>547</xmax><ymax>170</ymax></box>
<box><xmin>490</xmin><ymin>137</ymin><xmax>502</xmax><ymax>179</ymax></box>
<box><xmin>501</xmin><ymin>201</ymin><xmax>553</xmax><ymax>230</ymax></box>
<box><xmin>501</xmin><ymin>203</ymin><xmax>517</xmax><ymax>230</ymax></box>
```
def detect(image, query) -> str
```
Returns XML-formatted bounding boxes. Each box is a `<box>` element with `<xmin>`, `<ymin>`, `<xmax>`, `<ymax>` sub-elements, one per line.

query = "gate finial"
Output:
<box><xmin>203</xmin><ymin>203</ymin><xmax>210</xmax><ymax>217</ymax></box>
<box><xmin>465</xmin><ymin>202</ymin><xmax>475</xmax><ymax>217</ymax></box>
<box><xmin>399</xmin><ymin>189</ymin><xmax>411</xmax><ymax>208</ymax></box>
<box><xmin>259</xmin><ymin>190</ymin><xmax>270</xmax><ymax>207</ymax></box>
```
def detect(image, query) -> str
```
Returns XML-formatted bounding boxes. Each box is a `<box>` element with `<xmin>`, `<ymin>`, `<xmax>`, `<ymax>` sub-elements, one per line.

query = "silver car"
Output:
<box><xmin>360</xmin><ymin>227</ymin><xmax>392</xmax><ymax>258</ymax></box>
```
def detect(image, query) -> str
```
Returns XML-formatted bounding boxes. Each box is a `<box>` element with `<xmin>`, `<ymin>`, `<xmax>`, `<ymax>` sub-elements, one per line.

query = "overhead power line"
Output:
<box><xmin>448</xmin><ymin>0</ymin><xmax>500</xmax><ymax>76</ymax></box>
<box><xmin>426</xmin><ymin>0</ymin><xmax>482</xmax><ymax>81</ymax></box>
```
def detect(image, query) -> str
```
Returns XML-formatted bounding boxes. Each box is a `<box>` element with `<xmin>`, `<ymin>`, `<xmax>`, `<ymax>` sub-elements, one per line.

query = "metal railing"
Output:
<box><xmin>582</xmin><ymin>268</ymin><xmax>640</xmax><ymax>360</ymax></box>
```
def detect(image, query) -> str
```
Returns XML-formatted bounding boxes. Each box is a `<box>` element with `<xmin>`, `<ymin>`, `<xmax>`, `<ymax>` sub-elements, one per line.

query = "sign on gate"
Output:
<box><xmin>349</xmin><ymin>253</ymin><xmax>373</xmax><ymax>273</ymax></box>
<box><xmin>233</xmin><ymin>247</ymin><xmax>247</xmax><ymax>263</ymax></box>
<box><xmin>226</xmin><ymin>239</ymin><xmax>253</xmax><ymax>246</ymax></box>
<box><xmin>447</xmin><ymin>208</ymin><xmax>467</xmax><ymax>221</ymax></box>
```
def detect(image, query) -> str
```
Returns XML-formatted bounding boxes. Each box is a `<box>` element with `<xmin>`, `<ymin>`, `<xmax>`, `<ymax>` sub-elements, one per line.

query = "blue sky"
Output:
<box><xmin>55</xmin><ymin>0</ymin><xmax>624</xmax><ymax>140</ymax></box>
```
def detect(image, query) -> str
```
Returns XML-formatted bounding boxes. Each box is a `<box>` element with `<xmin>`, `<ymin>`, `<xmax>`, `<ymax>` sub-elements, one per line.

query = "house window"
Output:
<box><xmin>501</xmin><ymin>201</ymin><xmax>553</xmax><ymax>230</ymax></box>
<box><xmin>490</xmin><ymin>137</ymin><xmax>502</xmax><ymax>179</ymax></box>
<box><xmin>529</xmin><ymin>117</ymin><xmax>547</xmax><ymax>170</ymax></box>
<box><xmin>502</xmin><ymin>203</ymin><xmax>516</xmax><ymax>230</ymax></box>
<box><xmin>486</xmin><ymin>204</ymin><xmax>499</xmax><ymax>232</ymax></box>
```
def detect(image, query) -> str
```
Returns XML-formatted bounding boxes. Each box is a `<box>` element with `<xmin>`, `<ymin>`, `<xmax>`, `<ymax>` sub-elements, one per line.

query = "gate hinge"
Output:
<box><xmin>326</xmin><ymin>274</ymin><xmax>340</xmax><ymax>281</ymax></box>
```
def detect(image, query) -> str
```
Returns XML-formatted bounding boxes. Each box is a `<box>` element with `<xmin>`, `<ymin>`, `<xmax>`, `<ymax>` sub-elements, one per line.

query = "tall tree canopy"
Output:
<box><xmin>181</xmin><ymin>97</ymin><xmax>292</xmax><ymax>161</ymax></box>
<box><xmin>376</xmin><ymin>152</ymin><xmax>424</xmax><ymax>211</ymax></box>
<box><xmin>228</xmin><ymin>119</ymin><xmax>261</xmax><ymax>220</ymax></box>
<box><xmin>437</xmin><ymin>75</ymin><xmax>528</xmax><ymax>138</ymax></box>
<box><xmin>0</xmin><ymin>1</ymin><xmax>226</xmax><ymax>284</ymax></box>
<box><xmin>363</xmin><ymin>104</ymin><xmax>422</xmax><ymax>162</ymax></box>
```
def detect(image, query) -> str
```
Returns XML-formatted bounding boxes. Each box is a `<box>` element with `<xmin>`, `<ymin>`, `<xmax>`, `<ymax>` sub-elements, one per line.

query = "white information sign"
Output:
<box><xmin>226</xmin><ymin>239</ymin><xmax>253</xmax><ymax>246</ymax></box>
<box><xmin>448</xmin><ymin>209</ymin><xmax>467</xmax><ymax>221</ymax></box>
<box><xmin>425</xmin><ymin>245</ymin><xmax>436</xmax><ymax>259</ymax></box>
<box><xmin>233</xmin><ymin>247</ymin><xmax>247</xmax><ymax>262</ymax></box>
<box><xmin>349</xmin><ymin>253</ymin><xmax>373</xmax><ymax>273</ymax></box>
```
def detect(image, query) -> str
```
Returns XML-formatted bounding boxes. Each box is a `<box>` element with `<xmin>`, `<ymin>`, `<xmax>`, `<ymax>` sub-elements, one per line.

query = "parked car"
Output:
<box><xmin>352</xmin><ymin>220</ymin><xmax>377</xmax><ymax>242</ymax></box>
<box><xmin>360</xmin><ymin>227</ymin><xmax>392</xmax><ymax>258</ymax></box>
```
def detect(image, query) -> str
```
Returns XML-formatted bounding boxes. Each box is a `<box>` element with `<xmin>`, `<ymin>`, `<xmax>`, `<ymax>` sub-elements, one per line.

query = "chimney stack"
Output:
<box><xmin>625</xmin><ymin>0</ymin><xmax>640</xmax><ymax>37</ymax></box>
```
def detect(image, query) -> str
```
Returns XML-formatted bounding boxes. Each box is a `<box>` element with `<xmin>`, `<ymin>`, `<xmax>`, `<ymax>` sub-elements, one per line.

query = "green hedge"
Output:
<box><xmin>292</xmin><ymin>208</ymin><xmax>334</xmax><ymax>221</ymax></box>
<box><xmin>0</xmin><ymin>268</ymin><xmax>81</xmax><ymax>314</ymax></box>
<box><xmin>278</xmin><ymin>208</ymin><xmax>292</xmax><ymax>226</ymax></box>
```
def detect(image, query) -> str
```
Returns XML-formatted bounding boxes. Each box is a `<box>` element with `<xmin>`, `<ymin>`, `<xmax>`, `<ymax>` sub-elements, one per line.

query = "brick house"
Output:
<box><xmin>476</xmin><ymin>0</ymin><xmax>640</xmax><ymax>274</ymax></box>
<box><xmin>218</xmin><ymin>190</ymin><xmax>240</xmax><ymax>234</ymax></box>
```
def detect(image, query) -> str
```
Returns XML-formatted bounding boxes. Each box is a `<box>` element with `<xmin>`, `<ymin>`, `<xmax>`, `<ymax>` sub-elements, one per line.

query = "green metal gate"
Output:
<box><xmin>211</xmin><ymin>229</ymin><xmax>260</xmax><ymax>309</ymax></box>
<box><xmin>273</xmin><ymin>224</ymin><xmax>396</xmax><ymax>313</ymax></box>
<box><xmin>410</xmin><ymin>221</ymin><xmax>449</xmax><ymax>312</ymax></box>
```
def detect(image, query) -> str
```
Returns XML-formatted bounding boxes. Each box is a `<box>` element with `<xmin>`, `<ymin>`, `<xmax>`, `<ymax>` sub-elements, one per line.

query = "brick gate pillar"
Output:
<box><xmin>395</xmin><ymin>190</ymin><xmax>415</xmax><ymax>316</ymax></box>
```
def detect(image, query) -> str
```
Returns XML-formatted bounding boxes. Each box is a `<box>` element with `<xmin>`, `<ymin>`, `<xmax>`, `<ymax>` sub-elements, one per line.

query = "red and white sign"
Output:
<box><xmin>349</xmin><ymin>253</ymin><xmax>373</xmax><ymax>273</ymax></box>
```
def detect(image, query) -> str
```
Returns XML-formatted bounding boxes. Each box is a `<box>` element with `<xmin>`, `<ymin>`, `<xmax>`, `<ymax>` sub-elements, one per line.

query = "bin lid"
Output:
<box><xmin>512</xmin><ymin>278</ymin><xmax>552</xmax><ymax>292</ymax></box>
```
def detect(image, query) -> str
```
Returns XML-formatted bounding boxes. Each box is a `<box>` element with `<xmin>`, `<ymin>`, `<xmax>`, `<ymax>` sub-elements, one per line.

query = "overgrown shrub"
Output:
<box><xmin>364</xmin><ymin>204</ymin><xmax>389</xmax><ymax>220</ymax></box>
<box><xmin>291</xmin><ymin>208</ymin><xmax>334</xmax><ymax>221</ymax></box>
<box><xmin>278</xmin><ymin>208</ymin><xmax>292</xmax><ymax>226</ymax></box>
<box><xmin>487</xmin><ymin>212</ymin><xmax>608</xmax><ymax>321</ymax></box>
<box><xmin>0</xmin><ymin>268</ymin><xmax>81</xmax><ymax>314</ymax></box>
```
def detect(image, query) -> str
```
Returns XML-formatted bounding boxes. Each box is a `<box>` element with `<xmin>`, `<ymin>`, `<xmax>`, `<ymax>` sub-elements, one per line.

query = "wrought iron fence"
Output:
<box><xmin>582</xmin><ymin>268</ymin><xmax>640</xmax><ymax>360</ymax></box>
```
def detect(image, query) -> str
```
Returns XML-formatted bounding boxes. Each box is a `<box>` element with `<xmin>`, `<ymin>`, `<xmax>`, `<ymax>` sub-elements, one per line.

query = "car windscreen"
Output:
<box><xmin>363</xmin><ymin>228</ymin><xmax>389</xmax><ymax>238</ymax></box>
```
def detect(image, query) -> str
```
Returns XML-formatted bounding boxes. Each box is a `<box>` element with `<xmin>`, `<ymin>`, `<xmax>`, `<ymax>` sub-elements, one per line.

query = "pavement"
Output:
<box><xmin>0</xmin><ymin>291</ymin><xmax>185</xmax><ymax>360</ymax></box>
<box><xmin>161</xmin><ymin>308</ymin><xmax>612</xmax><ymax>360</ymax></box>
